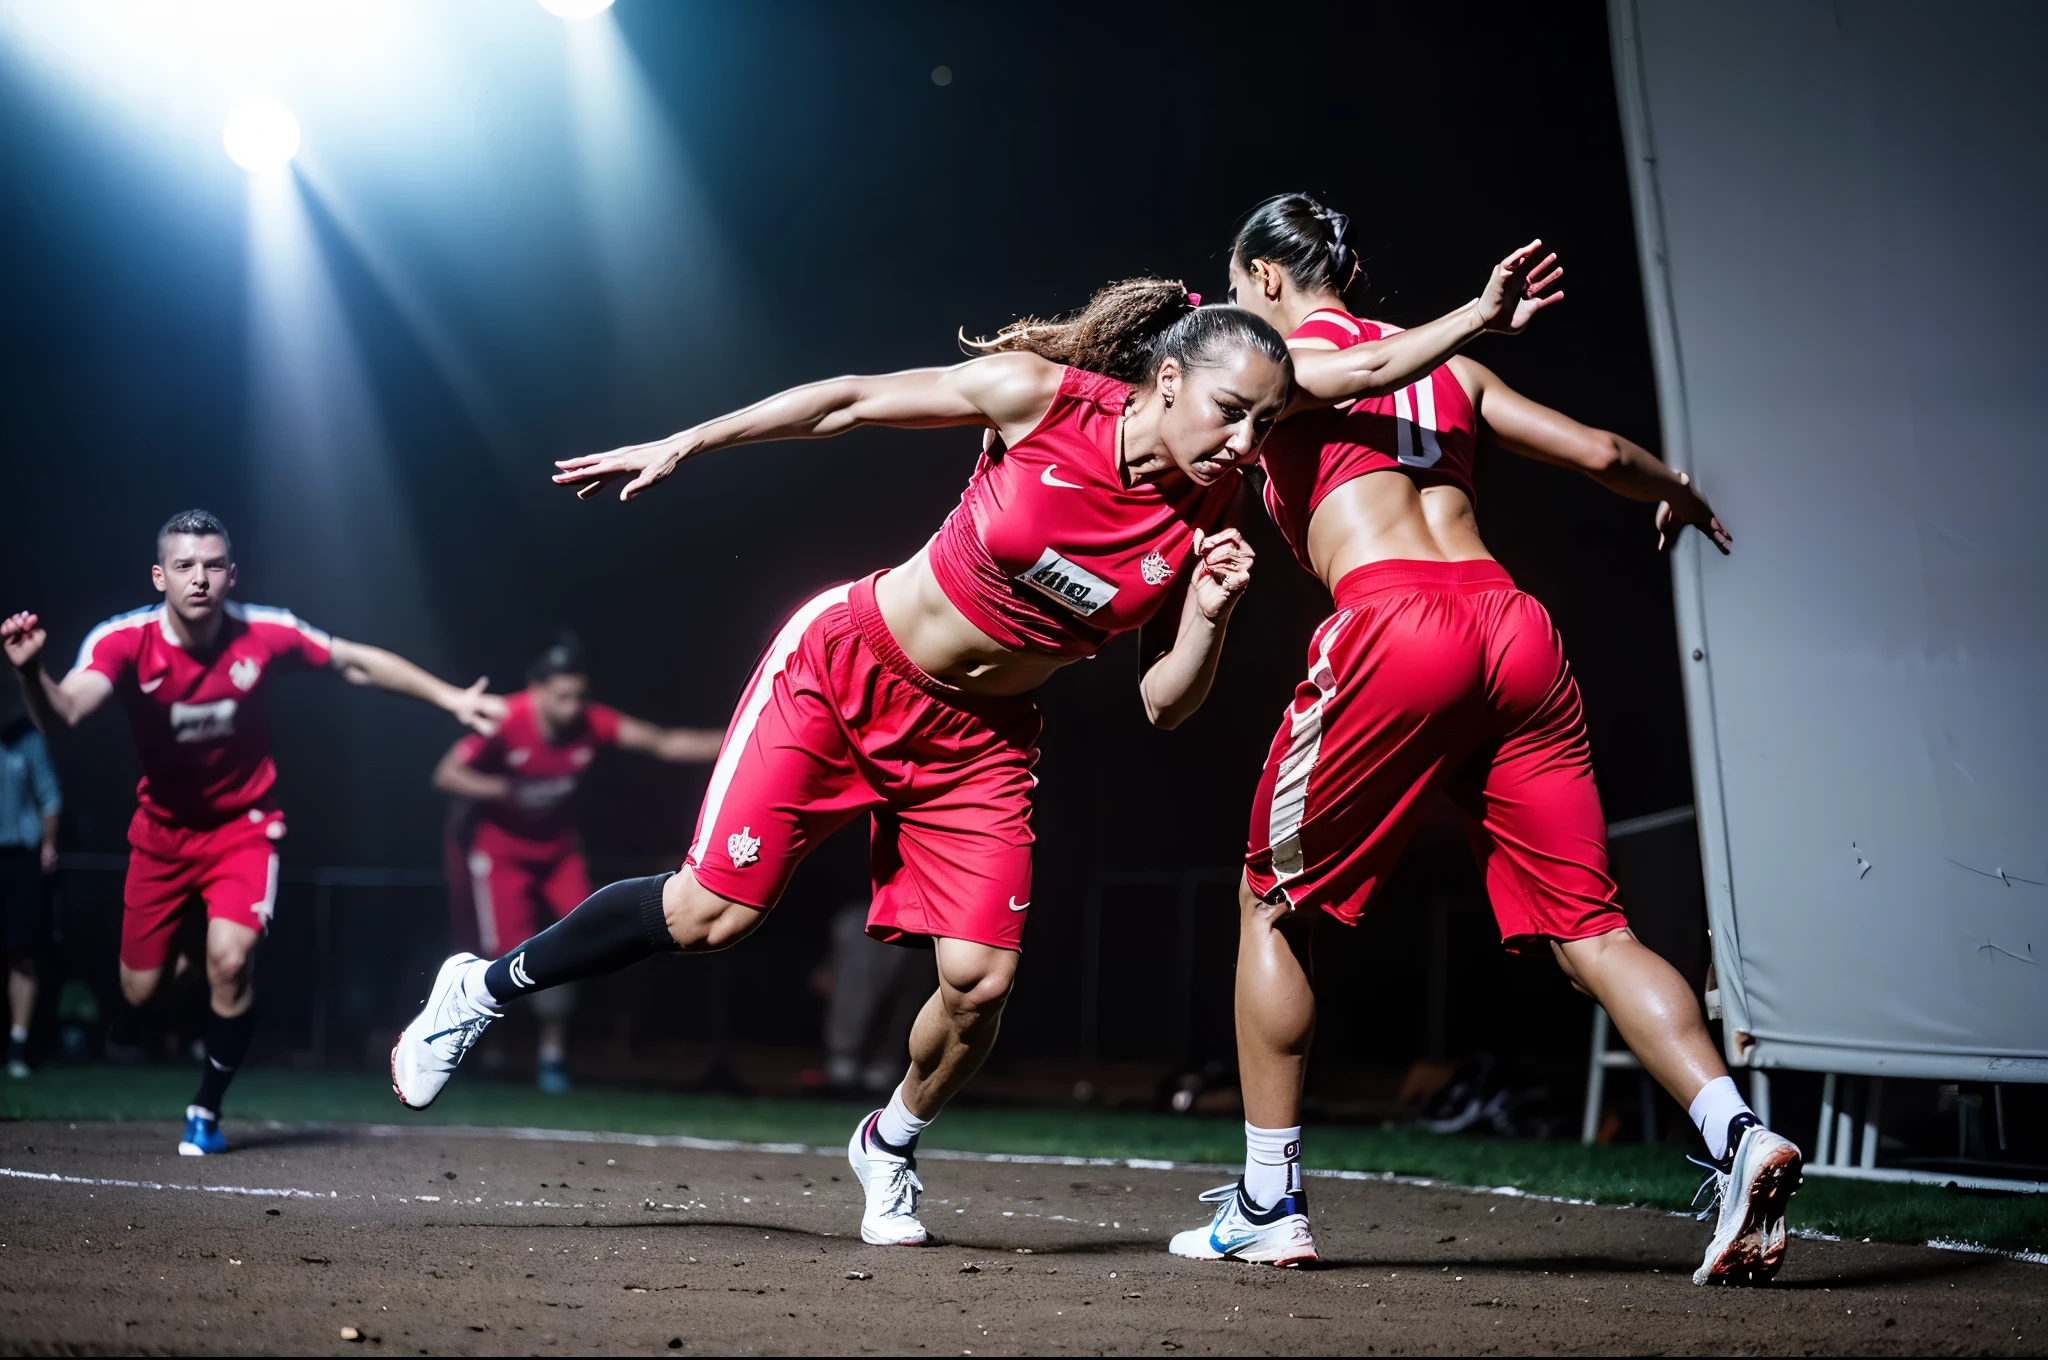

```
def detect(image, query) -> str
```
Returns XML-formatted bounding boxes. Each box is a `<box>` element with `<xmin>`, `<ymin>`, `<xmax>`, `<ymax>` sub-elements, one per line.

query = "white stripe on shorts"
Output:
<box><xmin>468</xmin><ymin>849</ymin><xmax>497</xmax><ymax>955</ymax></box>
<box><xmin>1267</xmin><ymin>611</ymin><xmax>1354</xmax><ymax>883</ymax></box>
<box><xmin>686</xmin><ymin>582</ymin><xmax>856</xmax><ymax>868</ymax></box>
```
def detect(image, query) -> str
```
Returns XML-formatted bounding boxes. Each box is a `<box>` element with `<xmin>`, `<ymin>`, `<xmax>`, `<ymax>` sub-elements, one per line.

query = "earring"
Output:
<box><xmin>1163</xmin><ymin>393</ymin><xmax>1174</xmax><ymax>408</ymax></box>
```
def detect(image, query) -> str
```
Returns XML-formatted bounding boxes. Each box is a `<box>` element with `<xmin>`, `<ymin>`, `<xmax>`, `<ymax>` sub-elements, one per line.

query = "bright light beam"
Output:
<box><xmin>559</xmin><ymin>10</ymin><xmax>752</xmax><ymax>400</ymax></box>
<box><xmin>537</xmin><ymin>0</ymin><xmax>615</xmax><ymax>17</ymax></box>
<box><xmin>222</xmin><ymin>95</ymin><xmax>299</xmax><ymax>172</ymax></box>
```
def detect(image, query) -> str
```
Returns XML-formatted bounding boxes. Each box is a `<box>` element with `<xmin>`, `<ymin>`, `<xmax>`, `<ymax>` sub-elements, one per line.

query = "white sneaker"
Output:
<box><xmin>847</xmin><ymin>1111</ymin><xmax>928</xmax><ymax>1246</ymax></box>
<box><xmin>390</xmin><ymin>954</ymin><xmax>498</xmax><ymax>1110</ymax></box>
<box><xmin>1693</xmin><ymin>1119</ymin><xmax>1803</xmax><ymax>1285</ymax></box>
<box><xmin>1168</xmin><ymin>1181</ymin><xmax>1318</xmax><ymax>1267</ymax></box>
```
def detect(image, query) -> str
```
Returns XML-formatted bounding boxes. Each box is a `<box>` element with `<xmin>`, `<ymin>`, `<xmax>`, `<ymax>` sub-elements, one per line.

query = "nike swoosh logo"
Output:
<box><xmin>1008</xmin><ymin>897</ymin><xmax>1030</xmax><ymax>912</ymax></box>
<box><xmin>139</xmin><ymin>678</ymin><xmax>164</xmax><ymax>693</ymax></box>
<box><xmin>1040</xmin><ymin>466</ymin><xmax>1083</xmax><ymax>490</ymax></box>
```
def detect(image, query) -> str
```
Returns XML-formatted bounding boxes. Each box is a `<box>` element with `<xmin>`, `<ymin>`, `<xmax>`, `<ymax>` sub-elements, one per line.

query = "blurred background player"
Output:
<box><xmin>1</xmin><ymin>509</ymin><xmax>505</xmax><ymax>1154</ymax></box>
<box><xmin>431</xmin><ymin>632</ymin><xmax>721</xmax><ymax>1092</ymax></box>
<box><xmin>0</xmin><ymin>683</ymin><xmax>60</xmax><ymax>1078</ymax></box>
<box><xmin>807</xmin><ymin>899</ymin><xmax>928</xmax><ymax>1097</ymax></box>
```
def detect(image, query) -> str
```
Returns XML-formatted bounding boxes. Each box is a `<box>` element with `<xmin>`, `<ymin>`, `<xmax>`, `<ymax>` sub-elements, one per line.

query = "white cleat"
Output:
<box><xmin>390</xmin><ymin>953</ymin><xmax>498</xmax><ymax>1110</ymax></box>
<box><xmin>1168</xmin><ymin>1181</ymin><xmax>1318</xmax><ymax>1267</ymax></box>
<box><xmin>848</xmin><ymin>1111</ymin><xmax>929</xmax><ymax>1246</ymax></box>
<box><xmin>1693</xmin><ymin>1120</ymin><xmax>1803</xmax><ymax>1285</ymax></box>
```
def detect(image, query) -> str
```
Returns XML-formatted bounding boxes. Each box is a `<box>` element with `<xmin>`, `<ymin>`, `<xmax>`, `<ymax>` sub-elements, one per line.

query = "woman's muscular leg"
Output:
<box><xmin>897</xmin><ymin>938</ymin><xmax>1017</xmax><ymax>1120</ymax></box>
<box><xmin>1552</xmin><ymin>926</ymin><xmax>1757</xmax><ymax>1157</ymax></box>
<box><xmin>1236</xmin><ymin>875</ymin><xmax>1316</xmax><ymax>1130</ymax></box>
<box><xmin>482</xmin><ymin>868</ymin><xmax>765</xmax><ymax>1006</ymax></box>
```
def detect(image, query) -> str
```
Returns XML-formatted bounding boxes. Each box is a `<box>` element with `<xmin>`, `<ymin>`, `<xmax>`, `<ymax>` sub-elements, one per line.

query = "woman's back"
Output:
<box><xmin>1257</xmin><ymin>307</ymin><xmax>1494</xmax><ymax>586</ymax></box>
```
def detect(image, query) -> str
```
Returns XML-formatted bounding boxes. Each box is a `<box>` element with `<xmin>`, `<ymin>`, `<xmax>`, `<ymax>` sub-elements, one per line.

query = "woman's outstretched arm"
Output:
<box><xmin>1452</xmin><ymin>357</ymin><xmax>1731</xmax><ymax>554</ymax></box>
<box><xmin>1285</xmin><ymin>240</ymin><xmax>1564</xmax><ymax>410</ymax></box>
<box><xmin>554</xmin><ymin>352</ymin><xmax>1063</xmax><ymax>502</ymax></box>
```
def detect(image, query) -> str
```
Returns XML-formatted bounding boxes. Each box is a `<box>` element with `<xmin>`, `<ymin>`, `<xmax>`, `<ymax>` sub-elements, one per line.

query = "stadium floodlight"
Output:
<box><xmin>537</xmin><ymin>0</ymin><xmax>616</xmax><ymax>17</ymax></box>
<box><xmin>222</xmin><ymin>96</ymin><xmax>300</xmax><ymax>173</ymax></box>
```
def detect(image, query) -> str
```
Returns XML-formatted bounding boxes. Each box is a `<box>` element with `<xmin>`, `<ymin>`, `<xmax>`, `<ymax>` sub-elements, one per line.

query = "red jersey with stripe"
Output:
<box><xmin>453</xmin><ymin>690</ymin><xmax>620</xmax><ymax>847</ymax></box>
<box><xmin>927</xmin><ymin>366</ymin><xmax>1241</xmax><ymax>658</ymax></box>
<box><xmin>74</xmin><ymin>601</ymin><xmax>333</xmax><ymax>828</ymax></box>
<box><xmin>1258</xmin><ymin>307</ymin><xmax>1481</xmax><ymax>572</ymax></box>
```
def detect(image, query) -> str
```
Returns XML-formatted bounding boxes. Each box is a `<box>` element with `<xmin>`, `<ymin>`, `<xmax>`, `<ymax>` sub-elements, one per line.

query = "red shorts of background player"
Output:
<box><xmin>684</xmin><ymin>572</ymin><xmax>1041</xmax><ymax>953</ymax></box>
<box><xmin>1244</xmin><ymin>559</ymin><xmax>1627</xmax><ymax>950</ymax></box>
<box><xmin>464</xmin><ymin>825</ymin><xmax>592</xmax><ymax>957</ymax></box>
<box><xmin>121</xmin><ymin>805</ymin><xmax>284</xmax><ymax>971</ymax></box>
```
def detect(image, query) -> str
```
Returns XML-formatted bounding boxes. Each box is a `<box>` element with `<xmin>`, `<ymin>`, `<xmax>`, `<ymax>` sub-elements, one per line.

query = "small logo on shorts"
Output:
<box><xmin>508</xmin><ymin>953</ymin><xmax>534</xmax><ymax>990</ymax></box>
<box><xmin>726</xmin><ymin>827</ymin><xmax>761</xmax><ymax>868</ymax></box>
<box><xmin>1140</xmin><ymin>550</ymin><xmax>1174</xmax><ymax>586</ymax></box>
<box><xmin>1008</xmin><ymin>897</ymin><xmax>1030</xmax><ymax>912</ymax></box>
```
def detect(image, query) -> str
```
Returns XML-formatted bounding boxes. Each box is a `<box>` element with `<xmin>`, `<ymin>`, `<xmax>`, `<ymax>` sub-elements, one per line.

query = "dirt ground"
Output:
<box><xmin>0</xmin><ymin>1120</ymin><xmax>2039</xmax><ymax>1356</ymax></box>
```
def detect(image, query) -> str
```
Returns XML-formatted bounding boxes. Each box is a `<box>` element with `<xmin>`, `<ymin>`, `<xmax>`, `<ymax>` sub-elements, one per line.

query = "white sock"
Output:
<box><xmin>872</xmin><ymin>1085</ymin><xmax>931</xmax><ymax>1150</ymax></box>
<box><xmin>185</xmin><ymin>1104</ymin><xmax>217</xmax><ymax>1122</ymax></box>
<box><xmin>462</xmin><ymin>960</ymin><xmax>500</xmax><ymax>1011</ymax></box>
<box><xmin>1688</xmin><ymin>1076</ymin><xmax>1753</xmax><ymax>1161</ymax></box>
<box><xmin>1243</xmin><ymin>1122</ymin><xmax>1302</xmax><ymax>1209</ymax></box>
<box><xmin>8</xmin><ymin>1025</ymin><xmax>25</xmax><ymax>1044</ymax></box>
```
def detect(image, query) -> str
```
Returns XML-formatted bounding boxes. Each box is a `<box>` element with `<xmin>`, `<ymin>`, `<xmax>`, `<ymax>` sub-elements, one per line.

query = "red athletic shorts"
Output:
<box><xmin>684</xmin><ymin>572</ymin><xmax>1042</xmax><ymax>952</ymax></box>
<box><xmin>122</xmin><ymin>805</ymin><xmax>284</xmax><ymax>970</ymax></box>
<box><xmin>1244</xmin><ymin>559</ymin><xmax>1626</xmax><ymax>950</ymax></box>
<box><xmin>463</xmin><ymin>824</ymin><xmax>591</xmax><ymax>957</ymax></box>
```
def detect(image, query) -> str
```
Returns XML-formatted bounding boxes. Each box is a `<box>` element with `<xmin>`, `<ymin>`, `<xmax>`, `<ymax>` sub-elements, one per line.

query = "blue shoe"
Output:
<box><xmin>537</xmin><ymin>1057</ymin><xmax>573</xmax><ymax>1095</ymax></box>
<box><xmin>178</xmin><ymin>1105</ymin><xmax>227</xmax><ymax>1156</ymax></box>
<box><xmin>1168</xmin><ymin>1179</ymin><xmax>1317</xmax><ymax>1266</ymax></box>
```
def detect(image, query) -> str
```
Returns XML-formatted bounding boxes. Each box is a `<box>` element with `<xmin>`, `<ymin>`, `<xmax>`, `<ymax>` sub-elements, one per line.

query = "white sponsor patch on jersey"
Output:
<box><xmin>514</xmin><ymin>775</ymin><xmax>577</xmax><ymax>809</ymax></box>
<box><xmin>727</xmin><ymin>826</ymin><xmax>761</xmax><ymax>868</ymax></box>
<box><xmin>170</xmin><ymin>698</ymin><xmax>237</xmax><ymax>744</ymax></box>
<box><xmin>1016</xmin><ymin>548</ymin><xmax>1119</xmax><ymax>617</ymax></box>
<box><xmin>229</xmin><ymin>656</ymin><xmax>262</xmax><ymax>691</ymax></box>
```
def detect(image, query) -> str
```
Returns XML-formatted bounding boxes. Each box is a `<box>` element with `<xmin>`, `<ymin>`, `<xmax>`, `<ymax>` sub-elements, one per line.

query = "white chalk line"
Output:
<box><xmin>6</xmin><ymin>1120</ymin><xmax>2043</xmax><ymax>1268</ymax></box>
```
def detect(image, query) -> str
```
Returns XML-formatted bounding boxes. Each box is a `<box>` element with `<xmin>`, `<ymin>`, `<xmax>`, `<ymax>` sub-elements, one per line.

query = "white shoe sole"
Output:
<box><xmin>1694</xmin><ymin>1136</ymin><xmax>1802</xmax><ymax>1285</ymax></box>
<box><xmin>176</xmin><ymin>1143</ymin><xmax>207</xmax><ymax>1157</ymax></box>
<box><xmin>847</xmin><ymin>1122</ymin><xmax>928</xmax><ymax>1247</ymax></box>
<box><xmin>1168</xmin><ymin>1226</ymin><xmax>1317</xmax><ymax>1267</ymax></box>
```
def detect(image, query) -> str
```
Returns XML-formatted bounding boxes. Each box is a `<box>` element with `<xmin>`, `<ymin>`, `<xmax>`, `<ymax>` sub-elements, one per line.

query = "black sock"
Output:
<box><xmin>192</xmin><ymin>1007</ymin><xmax>259</xmax><ymax>1116</ymax></box>
<box><xmin>483</xmin><ymin>873</ymin><xmax>676</xmax><ymax>1001</ymax></box>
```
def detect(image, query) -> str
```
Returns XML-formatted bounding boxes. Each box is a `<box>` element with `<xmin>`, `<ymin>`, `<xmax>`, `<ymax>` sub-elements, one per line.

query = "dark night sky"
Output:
<box><xmin>0</xmin><ymin>3</ymin><xmax>1688</xmax><ymax>1003</ymax></box>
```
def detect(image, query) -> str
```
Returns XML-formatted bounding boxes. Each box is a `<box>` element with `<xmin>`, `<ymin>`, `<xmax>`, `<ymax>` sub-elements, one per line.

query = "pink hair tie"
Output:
<box><xmin>1186</xmin><ymin>292</ymin><xmax>1202</xmax><ymax>307</ymax></box>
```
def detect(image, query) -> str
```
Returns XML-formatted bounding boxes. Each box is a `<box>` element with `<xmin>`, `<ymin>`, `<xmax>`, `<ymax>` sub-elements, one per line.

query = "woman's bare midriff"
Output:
<box><xmin>1303</xmin><ymin>470</ymin><xmax>1495</xmax><ymax>588</ymax></box>
<box><xmin>871</xmin><ymin>548</ymin><xmax>1075</xmax><ymax>698</ymax></box>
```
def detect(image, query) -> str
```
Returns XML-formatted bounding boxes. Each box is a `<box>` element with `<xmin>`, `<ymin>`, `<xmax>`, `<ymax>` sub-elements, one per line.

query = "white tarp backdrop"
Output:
<box><xmin>1609</xmin><ymin>0</ymin><xmax>2048</xmax><ymax>1081</ymax></box>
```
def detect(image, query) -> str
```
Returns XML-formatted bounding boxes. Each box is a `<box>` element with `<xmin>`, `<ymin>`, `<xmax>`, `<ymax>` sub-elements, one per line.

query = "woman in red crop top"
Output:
<box><xmin>1167</xmin><ymin>194</ymin><xmax>1795</xmax><ymax>1288</ymax></box>
<box><xmin>394</xmin><ymin>269</ymin><xmax>1543</xmax><ymax>1249</ymax></box>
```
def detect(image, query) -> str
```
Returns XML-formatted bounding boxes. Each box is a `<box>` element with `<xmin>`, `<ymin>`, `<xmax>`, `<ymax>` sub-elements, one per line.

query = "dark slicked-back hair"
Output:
<box><xmin>1233</xmin><ymin>192</ymin><xmax>1363</xmax><ymax>299</ymax></box>
<box><xmin>528</xmin><ymin>632</ymin><xmax>589</xmax><ymax>685</ymax></box>
<box><xmin>157</xmin><ymin>509</ymin><xmax>231</xmax><ymax>561</ymax></box>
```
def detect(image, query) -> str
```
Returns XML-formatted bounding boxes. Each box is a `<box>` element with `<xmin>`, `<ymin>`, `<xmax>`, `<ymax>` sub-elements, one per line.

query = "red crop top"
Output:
<box><xmin>1258</xmin><ymin>307</ymin><xmax>1480</xmax><ymax>573</ymax></box>
<box><xmin>926</xmin><ymin>366</ymin><xmax>1241</xmax><ymax>658</ymax></box>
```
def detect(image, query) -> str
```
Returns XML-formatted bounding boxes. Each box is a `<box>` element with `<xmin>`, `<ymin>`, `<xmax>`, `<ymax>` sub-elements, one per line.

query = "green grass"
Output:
<box><xmin>5</xmin><ymin>1067</ymin><xmax>2043</xmax><ymax>1256</ymax></box>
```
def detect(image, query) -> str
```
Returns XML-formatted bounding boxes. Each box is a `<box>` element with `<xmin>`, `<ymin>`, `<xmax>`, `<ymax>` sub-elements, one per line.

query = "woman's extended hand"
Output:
<box><xmin>552</xmin><ymin>435</ymin><xmax>692</xmax><ymax>503</ymax></box>
<box><xmin>1188</xmin><ymin>528</ymin><xmax>1255</xmax><ymax>622</ymax></box>
<box><xmin>1475</xmin><ymin>240</ymin><xmax>1565</xmax><ymax>335</ymax></box>
<box><xmin>1656</xmin><ymin>473</ymin><xmax>1732</xmax><ymax>554</ymax></box>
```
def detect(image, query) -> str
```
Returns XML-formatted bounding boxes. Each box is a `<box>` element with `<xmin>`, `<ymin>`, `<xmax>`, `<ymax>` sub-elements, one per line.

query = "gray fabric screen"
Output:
<box><xmin>1609</xmin><ymin>0</ymin><xmax>2048</xmax><ymax>1080</ymax></box>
